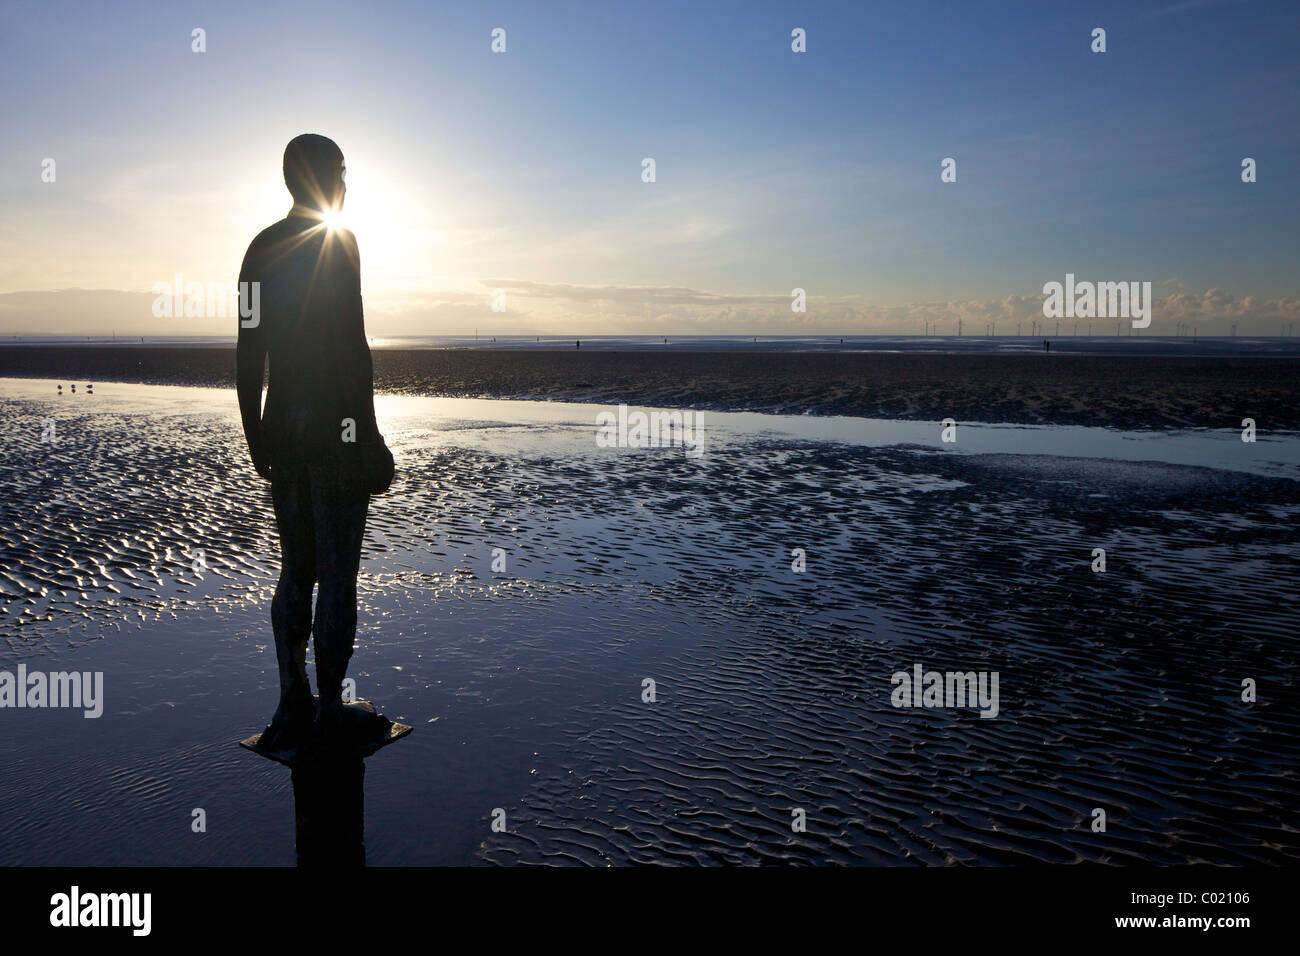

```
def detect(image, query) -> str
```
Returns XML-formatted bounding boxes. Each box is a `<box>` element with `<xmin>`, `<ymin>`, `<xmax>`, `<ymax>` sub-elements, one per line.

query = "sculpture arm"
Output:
<box><xmin>236</xmin><ymin>240</ymin><xmax>272</xmax><ymax>479</ymax></box>
<box><xmin>341</xmin><ymin>229</ymin><xmax>380</xmax><ymax>442</ymax></box>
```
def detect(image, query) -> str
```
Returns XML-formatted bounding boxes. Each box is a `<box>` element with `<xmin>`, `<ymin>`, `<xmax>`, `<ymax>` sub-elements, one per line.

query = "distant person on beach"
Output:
<box><xmin>236</xmin><ymin>133</ymin><xmax>391</xmax><ymax>753</ymax></box>
<box><xmin>576</xmin><ymin>339</ymin><xmax>581</xmax><ymax>349</ymax></box>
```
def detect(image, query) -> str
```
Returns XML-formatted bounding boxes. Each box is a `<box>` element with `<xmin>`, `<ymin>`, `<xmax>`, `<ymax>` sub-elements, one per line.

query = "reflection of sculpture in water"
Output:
<box><xmin>291</xmin><ymin>755</ymin><xmax>365</xmax><ymax>866</ymax></box>
<box><xmin>236</xmin><ymin>133</ymin><xmax>394</xmax><ymax>756</ymax></box>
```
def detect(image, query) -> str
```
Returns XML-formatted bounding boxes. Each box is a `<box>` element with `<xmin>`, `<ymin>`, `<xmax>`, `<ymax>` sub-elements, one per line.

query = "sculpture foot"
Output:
<box><xmin>306</xmin><ymin>699</ymin><xmax>392</xmax><ymax>760</ymax></box>
<box><xmin>258</xmin><ymin>686</ymin><xmax>315</xmax><ymax>752</ymax></box>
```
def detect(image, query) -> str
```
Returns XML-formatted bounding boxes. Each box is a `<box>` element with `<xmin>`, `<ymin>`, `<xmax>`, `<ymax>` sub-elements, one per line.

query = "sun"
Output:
<box><xmin>321</xmin><ymin>207</ymin><xmax>344</xmax><ymax>231</ymax></box>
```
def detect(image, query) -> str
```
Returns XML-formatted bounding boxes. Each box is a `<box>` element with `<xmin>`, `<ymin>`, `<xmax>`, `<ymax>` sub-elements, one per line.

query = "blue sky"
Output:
<box><xmin>1</xmin><ymin>0</ymin><xmax>1296</xmax><ymax>335</ymax></box>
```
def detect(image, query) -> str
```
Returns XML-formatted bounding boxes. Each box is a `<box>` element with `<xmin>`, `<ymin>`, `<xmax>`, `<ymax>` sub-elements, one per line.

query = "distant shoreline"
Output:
<box><xmin>5</xmin><ymin>333</ymin><xmax>1300</xmax><ymax>358</ymax></box>
<box><xmin>3</xmin><ymin>346</ymin><xmax>1298</xmax><ymax>430</ymax></box>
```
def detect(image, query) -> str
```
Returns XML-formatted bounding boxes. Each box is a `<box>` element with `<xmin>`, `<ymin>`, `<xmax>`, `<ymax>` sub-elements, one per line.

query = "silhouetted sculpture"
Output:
<box><xmin>237</xmin><ymin>133</ymin><xmax>394</xmax><ymax>757</ymax></box>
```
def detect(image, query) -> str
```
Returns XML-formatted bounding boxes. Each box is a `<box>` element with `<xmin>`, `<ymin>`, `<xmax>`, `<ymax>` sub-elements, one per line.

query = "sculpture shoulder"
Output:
<box><xmin>242</xmin><ymin>219</ymin><xmax>297</xmax><ymax>268</ymax></box>
<box><xmin>334</xmin><ymin>227</ymin><xmax>360</xmax><ymax>263</ymax></box>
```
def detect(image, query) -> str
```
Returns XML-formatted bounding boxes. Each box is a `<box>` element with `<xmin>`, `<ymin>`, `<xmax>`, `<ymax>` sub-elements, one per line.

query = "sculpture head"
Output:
<box><xmin>283</xmin><ymin>134</ymin><xmax>346</xmax><ymax>214</ymax></box>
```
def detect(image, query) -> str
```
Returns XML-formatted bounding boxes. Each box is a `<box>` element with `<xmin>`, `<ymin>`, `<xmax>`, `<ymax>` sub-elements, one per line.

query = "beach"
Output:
<box><xmin>3</xmin><ymin>345</ymin><xmax>1299</xmax><ymax>429</ymax></box>
<box><xmin>1</xmin><ymin>369</ymin><xmax>1297</xmax><ymax>865</ymax></box>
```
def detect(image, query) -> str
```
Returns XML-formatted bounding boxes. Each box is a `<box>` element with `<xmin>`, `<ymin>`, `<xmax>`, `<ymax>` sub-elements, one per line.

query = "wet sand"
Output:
<box><xmin>2</xmin><ymin>380</ymin><xmax>1297</xmax><ymax>865</ymax></box>
<box><xmin>3</xmin><ymin>346</ymin><xmax>1298</xmax><ymax>429</ymax></box>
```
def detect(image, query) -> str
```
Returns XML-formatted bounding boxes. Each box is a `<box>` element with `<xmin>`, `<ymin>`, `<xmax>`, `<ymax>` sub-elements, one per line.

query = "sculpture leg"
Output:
<box><xmin>309</xmin><ymin>462</ymin><xmax>372</xmax><ymax>748</ymax></box>
<box><xmin>263</xmin><ymin>470</ymin><xmax>316</xmax><ymax>749</ymax></box>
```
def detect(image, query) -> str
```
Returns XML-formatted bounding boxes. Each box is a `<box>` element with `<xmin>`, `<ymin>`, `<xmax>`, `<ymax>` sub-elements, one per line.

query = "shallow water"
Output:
<box><xmin>1</xmin><ymin>379</ymin><xmax>1297</xmax><ymax>865</ymax></box>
